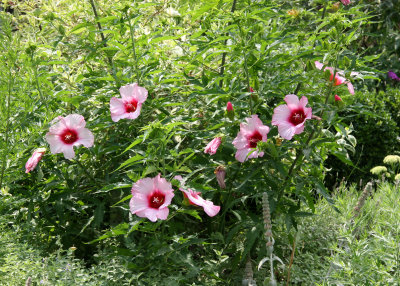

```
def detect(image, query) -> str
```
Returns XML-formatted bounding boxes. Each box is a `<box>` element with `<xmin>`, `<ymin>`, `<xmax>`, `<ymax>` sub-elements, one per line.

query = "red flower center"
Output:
<box><xmin>61</xmin><ymin>129</ymin><xmax>78</xmax><ymax>144</ymax></box>
<box><xmin>289</xmin><ymin>109</ymin><xmax>305</xmax><ymax>126</ymax></box>
<box><xmin>125</xmin><ymin>100</ymin><xmax>138</xmax><ymax>113</ymax></box>
<box><xmin>148</xmin><ymin>191</ymin><xmax>165</xmax><ymax>209</ymax></box>
<box><xmin>248</xmin><ymin>131</ymin><xmax>262</xmax><ymax>148</ymax></box>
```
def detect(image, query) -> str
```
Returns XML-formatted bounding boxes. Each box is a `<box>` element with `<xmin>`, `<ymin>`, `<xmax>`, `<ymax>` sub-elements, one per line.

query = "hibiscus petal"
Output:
<box><xmin>299</xmin><ymin>96</ymin><xmax>309</xmax><ymax>108</ymax></box>
<box><xmin>126</xmin><ymin>104</ymin><xmax>142</xmax><ymax>120</ymax></box>
<box><xmin>284</xmin><ymin>94</ymin><xmax>300</xmax><ymax>109</ymax></box>
<box><xmin>315</xmin><ymin>61</ymin><xmax>324</xmax><ymax>70</ymax></box>
<box><xmin>133</xmin><ymin>85</ymin><xmax>148</xmax><ymax>103</ymax></box>
<box><xmin>232</xmin><ymin>133</ymin><xmax>249</xmax><ymax>149</ymax></box>
<box><xmin>119</xmin><ymin>84</ymin><xmax>136</xmax><ymax>101</ymax></box>
<box><xmin>235</xmin><ymin>148</ymin><xmax>251</xmax><ymax>163</ymax></box>
<box><xmin>294</xmin><ymin>122</ymin><xmax>305</xmax><ymax>135</ymax></box>
<box><xmin>129</xmin><ymin>193</ymin><xmax>149</xmax><ymax>214</ymax></box>
<box><xmin>76</xmin><ymin>128</ymin><xmax>94</xmax><ymax>148</ymax></box>
<box><xmin>347</xmin><ymin>82</ymin><xmax>355</xmax><ymax>95</ymax></box>
<box><xmin>46</xmin><ymin>133</ymin><xmax>64</xmax><ymax>154</ymax></box>
<box><xmin>133</xmin><ymin>177</ymin><xmax>155</xmax><ymax>195</ymax></box>
<box><xmin>110</xmin><ymin>97</ymin><xmax>126</xmax><ymax>122</ymax></box>
<box><xmin>62</xmin><ymin>145</ymin><xmax>76</xmax><ymax>160</ymax></box>
<box><xmin>64</xmin><ymin>114</ymin><xmax>86</xmax><ymax>129</ymax></box>
<box><xmin>156</xmin><ymin>207</ymin><xmax>169</xmax><ymax>220</ymax></box>
<box><xmin>202</xmin><ymin>201</ymin><xmax>220</xmax><ymax>217</ymax></box>
<box><xmin>277</xmin><ymin>122</ymin><xmax>296</xmax><ymax>140</ymax></box>
<box><xmin>271</xmin><ymin>105</ymin><xmax>291</xmax><ymax>126</ymax></box>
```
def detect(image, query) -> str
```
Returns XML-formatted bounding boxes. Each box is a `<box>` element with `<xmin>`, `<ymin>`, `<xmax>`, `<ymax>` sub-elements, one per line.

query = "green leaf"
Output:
<box><xmin>86</xmin><ymin>223</ymin><xmax>130</xmax><ymax>244</ymax></box>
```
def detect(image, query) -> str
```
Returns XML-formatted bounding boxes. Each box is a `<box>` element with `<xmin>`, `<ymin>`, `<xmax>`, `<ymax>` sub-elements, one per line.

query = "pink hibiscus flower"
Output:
<box><xmin>130</xmin><ymin>174</ymin><xmax>175</xmax><ymax>222</ymax></box>
<box><xmin>110</xmin><ymin>83</ymin><xmax>148</xmax><ymax>122</ymax></box>
<box><xmin>340</xmin><ymin>0</ymin><xmax>351</xmax><ymax>5</ymax></box>
<box><xmin>25</xmin><ymin>148</ymin><xmax>46</xmax><ymax>173</ymax></box>
<box><xmin>204</xmin><ymin>137</ymin><xmax>222</xmax><ymax>155</ymax></box>
<box><xmin>271</xmin><ymin>94</ymin><xmax>312</xmax><ymax>140</ymax></box>
<box><xmin>180</xmin><ymin>188</ymin><xmax>220</xmax><ymax>217</ymax></box>
<box><xmin>45</xmin><ymin>114</ymin><xmax>94</xmax><ymax>160</ymax></box>
<box><xmin>315</xmin><ymin>61</ymin><xmax>355</xmax><ymax>95</ymax></box>
<box><xmin>232</xmin><ymin>115</ymin><xmax>270</xmax><ymax>163</ymax></box>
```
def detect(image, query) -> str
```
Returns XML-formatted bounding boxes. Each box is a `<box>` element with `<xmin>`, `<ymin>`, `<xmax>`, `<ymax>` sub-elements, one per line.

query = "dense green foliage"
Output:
<box><xmin>0</xmin><ymin>0</ymin><xmax>398</xmax><ymax>284</ymax></box>
<box><xmin>2</xmin><ymin>183</ymin><xmax>399</xmax><ymax>285</ymax></box>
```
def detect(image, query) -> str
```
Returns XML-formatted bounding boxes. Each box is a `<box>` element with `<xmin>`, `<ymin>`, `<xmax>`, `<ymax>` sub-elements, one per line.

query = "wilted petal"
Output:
<box><xmin>204</xmin><ymin>137</ymin><xmax>222</xmax><ymax>155</ymax></box>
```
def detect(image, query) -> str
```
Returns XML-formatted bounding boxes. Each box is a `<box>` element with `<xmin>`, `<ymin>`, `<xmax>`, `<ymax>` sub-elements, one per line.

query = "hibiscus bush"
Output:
<box><xmin>0</xmin><ymin>0</ymin><xmax>389</xmax><ymax>284</ymax></box>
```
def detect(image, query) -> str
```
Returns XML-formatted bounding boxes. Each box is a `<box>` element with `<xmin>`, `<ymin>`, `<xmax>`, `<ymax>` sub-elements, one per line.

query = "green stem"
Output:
<box><xmin>236</xmin><ymin>19</ymin><xmax>253</xmax><ymax>115</ymax></box>
<box><xmin>88</xmin><ymin>0</ymin><xmax>119</xmax><ymax>87</ymax></box>
<box><xmin>218</xmin><ymin>0</ymin><xmax>237</xmax><ymax>88</ymax></box>
<box><xmin>126</xmin><ymin>12</ymin><xmax>140</xmax><ymax>85</ymax></box>
<box><xmin>0</xmin><ymin>69</ymin><xmax>13</xmax><ymax>190</ymax></box>
<box><xmin>75</xmin><ymin>157</ymin><xmax>99</xmax><ymax>188</ymax></box>
<box><xmin>32</xmin><ymin>54</ymin><xmax>49</xmax><ymax>119</ymax></box>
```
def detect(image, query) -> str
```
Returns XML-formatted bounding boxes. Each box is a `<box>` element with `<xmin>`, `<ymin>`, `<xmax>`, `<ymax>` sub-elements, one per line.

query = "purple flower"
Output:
<box><xmin>388</xmin><ymin>71</ymin><xmax>400</xmax><ymax>81</ymax></box>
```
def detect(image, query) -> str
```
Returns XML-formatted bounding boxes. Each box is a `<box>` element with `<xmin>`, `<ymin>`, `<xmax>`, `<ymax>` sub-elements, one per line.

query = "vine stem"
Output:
<box><xmin>88</xmin><ymin>0</ymin><xmax>119</xmax><ymax>87</ymax></box>
<box><xmin>218</xmin><ymin>0</ymin><xmax>237</xmax><ymax>88</ymax></box>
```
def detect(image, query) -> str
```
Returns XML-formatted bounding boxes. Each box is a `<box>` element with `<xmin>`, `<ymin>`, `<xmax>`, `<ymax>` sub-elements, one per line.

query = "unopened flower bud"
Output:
<box><xmin>249</xmin><ymin>87</ymin><xmax>258</xmax><ymax>102</ymax></box>
<box><xmin>226</xmin><ymin>102</ymin><xmax>235</xmax><ymax>120</ymax></box>
<box><xmin>334</xmin><ymin>94</ymin><xmax>342</xmax><ymax>101</ymax></box>
<box><xmin>214</xmin><ymin>165</ymin><xmax>226</xmax><ymax>189</ymax></box>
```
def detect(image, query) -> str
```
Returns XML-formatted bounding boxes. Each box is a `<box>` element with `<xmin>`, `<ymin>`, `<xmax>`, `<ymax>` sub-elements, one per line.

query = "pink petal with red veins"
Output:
<box><xmin>64</xmin><ymin>114</ymin><xmax>86</xmax><ymax>129</ymax></box>
<box><xmin>76</xmin><ymin>128</ymin><xmax>94</xmax><ymax>148</ymax></box>
<box><xmin>347</xmin><ymin>82</ymin><xmax>354</xmax><ymax>95</ymax></box>
<box><xmin>126</xmin><ymin>104</ymin><xmax>142</xmax><ymax>120</ymax></box>
<box><xmin>258</xmin><ymin>125</ymin><xmax>270</xmax><ymax>141</ymax></box>
<box><xmin>284</xmin><ymin>94</ymin><xmax>300</xmax><ymax>109</ymax></box>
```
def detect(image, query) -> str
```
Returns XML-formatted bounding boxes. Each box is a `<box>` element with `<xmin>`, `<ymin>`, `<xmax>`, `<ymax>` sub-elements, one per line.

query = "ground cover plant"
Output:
<box><xmin>1</xmin><ymin>0</ymin><xmax>399</xmax><ymax>284</ymax></box>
